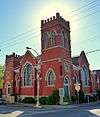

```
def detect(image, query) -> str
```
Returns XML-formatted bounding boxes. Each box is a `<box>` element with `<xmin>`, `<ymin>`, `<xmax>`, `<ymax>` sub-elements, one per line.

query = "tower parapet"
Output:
<box><xmin>41</xmin><ymin>12</ymin><xmax>69</xmax><ymax>30</ymax></box>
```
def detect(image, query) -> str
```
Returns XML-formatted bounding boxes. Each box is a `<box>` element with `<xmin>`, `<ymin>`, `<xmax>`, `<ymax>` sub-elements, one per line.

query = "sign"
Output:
<box><xmin>75</xmin><ymin>84</ymin><xmax>80</xmax><ymax>92</ymax></box>
<box><xmin>59</xmin><ymin>88</ymin><xmax>64</xmax><ymax>97</ymax></box>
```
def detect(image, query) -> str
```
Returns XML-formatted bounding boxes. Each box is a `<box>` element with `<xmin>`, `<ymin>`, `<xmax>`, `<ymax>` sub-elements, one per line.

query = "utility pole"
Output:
<box><xmin>26</xmin><ymin>47</ymin><xmax>41</xmax><ymax>108</ymax></box>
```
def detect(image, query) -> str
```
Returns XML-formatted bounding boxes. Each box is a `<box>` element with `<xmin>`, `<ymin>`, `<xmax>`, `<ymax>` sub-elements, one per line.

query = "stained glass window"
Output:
<box><xmin>81</xmin><ymin>67</ymin><xmax>89</xmax><ymax>86</ymax></box>
<box><xmin>47</xmin><ymin>70</ymin><xmax>55</xmax><ymax>86</ymax></box>
<box><xmin>23</xmin><ymin>64</ymin><xmax>33</xmax><ymax>86</ymax></box>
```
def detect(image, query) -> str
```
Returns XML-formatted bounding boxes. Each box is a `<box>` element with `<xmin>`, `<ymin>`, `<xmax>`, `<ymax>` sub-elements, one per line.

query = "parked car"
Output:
<box><xmin>0</xmin><ymin>98</ymin><xmax>6</xmax><ymax>104</ymax></box>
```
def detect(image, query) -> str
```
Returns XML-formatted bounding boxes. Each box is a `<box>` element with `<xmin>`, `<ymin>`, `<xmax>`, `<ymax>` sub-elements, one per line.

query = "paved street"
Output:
<box><xmin>0</xmin><ymin>102</ymin><xmax>100</xmax><ymax>117</ymax></box>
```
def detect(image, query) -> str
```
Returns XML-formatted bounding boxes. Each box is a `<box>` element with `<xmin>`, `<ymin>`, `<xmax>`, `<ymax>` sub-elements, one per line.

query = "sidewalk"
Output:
<box><xmin>6</xmin><ymin>103</ymin><xmax>77</xmax><ymax>110</ymax></box>
<box><xmin>7</xmin><ymin>101</ymin><xmax>100</xmax><ymax>110</ymax></box>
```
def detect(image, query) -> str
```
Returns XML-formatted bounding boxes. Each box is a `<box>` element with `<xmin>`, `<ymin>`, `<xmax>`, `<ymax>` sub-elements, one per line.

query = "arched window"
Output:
<box><xmin>46</xmin><ymin>70</ymin><xmax>55</xmax><ymax>86</ymax></box>
<box><xmin>61</xmin><ymin>31</ymin><xmax>65</xmax><ymax>47</ymax></box>
<box><xmin>81</xmin><ymin>67</ymin><xmax>89</xmax><ymax>86</ymax></box>
<box><xmin>64</xmin><ymin>77</ymin><xmax>70</xmax><ymax>97</ymax></box>
<box><xmin>23</xmin><ymin>64</ymin><xmax>33</xmax><ymax>86</ymax></box>
<box><xmin>51</xmin><ymin>31</ymin><xmax>56</xmax><ymax>46</ymax></box>
<box><xmin>44</xmin><ymin>32</ymin><xmax>48</xmax><ymax>49</ymax></box>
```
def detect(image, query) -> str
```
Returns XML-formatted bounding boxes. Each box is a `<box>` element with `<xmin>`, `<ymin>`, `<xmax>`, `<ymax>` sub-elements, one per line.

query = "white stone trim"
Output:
<box><xmin>42</xmin><ymin>57</ymin><xmax>71</xmax><ymax>63</ymax></box>
<box><xmin>45</xmin><ymin>68</ymin><xmax>56</xmax><ymax>86</ymax></box>
<box><xmin>19</xmin><ymin>95</ymin><xmax>35</xmax><ymax>100</ymax></box>
<box><xmin>42</xmin><ymin>45</ymin><xmax>71</xmax><ymax>52</ymax></box>
<box><xmin>21</xmin><ymin>61</ymin><xmax>35</xmax><ymax>87</ymax></box>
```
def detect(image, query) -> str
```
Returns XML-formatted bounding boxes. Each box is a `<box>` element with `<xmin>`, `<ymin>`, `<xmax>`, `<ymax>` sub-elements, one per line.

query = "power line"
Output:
<box><xmin>69</xmin><ymin>3</ymin><xmax>100</xmax><ymax>19</ymax></box>
<box><xmin>70</xmin><ymin>0</ymin><xmax>99</xmax><ymax>13</ymax></box>
<box><xmin>0</xmin><ymin>33</ymin><xmax>40</xmax><ymax>50</ymax></box>
<box><xmin>0</xmin><ymin>28</ymin><xmax>40</xmax><ymax>44</ymax></box>
<box><xmin>86</xmin><ymin>49</ymin><xmax>100</xmax><ymax>54</ymax></box>
<box><xmin>72</xmin><ymin>21</ymin><xmax>100</xmax><ymax>31</ymax></box>
<box><xmin>70</xmin><ymin>4</ymin><xmax>100</xmax><ymax>18</ymax></box>
<box><xmin>71</xmin><ymin>9</ymin><xmax>100</xmax><ymax>22</ymax></box>
<box><xmin>0</xmin><ymin>1</ymin><xmax>100</xmax><ymax>51</ymax></box>
<box><xmin>1</xmin><ymin>32</ymin><xmax>40</xmax><ymax>47</ymax></box>
<box><xmin>0</xmin><ymin>11</ymin><xmax>99</xmax><ymax>49</ymax></box>
<box><xmin>72</xmin><ymin>49</ymin><xmax>100</xmax><ymax>57</ymax></box>
<box><xmin>1</xmin><ymin>0</ymin><xmax>99</xmax><ymax>46</ymax></box>
<box><xmin>1</xmin><ymin>20</ymin><xmax>99</xmax><ymax>51</ymax></box>
<box><xmin>0</xmin><ymin>0</ymin><xmax>99</xmax><ymax>47</ymax></box>
<box><xmin>72</xmin><ymin>35</ymin><xmax>99</xmax><ymax>46</ymax></box>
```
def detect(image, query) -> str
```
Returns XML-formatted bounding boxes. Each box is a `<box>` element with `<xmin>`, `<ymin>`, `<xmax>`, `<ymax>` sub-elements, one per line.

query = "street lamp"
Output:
<box><xmin>26</xmin><ymin>47</ymin><xmax>41</xmax><ymax>108</ymax></box>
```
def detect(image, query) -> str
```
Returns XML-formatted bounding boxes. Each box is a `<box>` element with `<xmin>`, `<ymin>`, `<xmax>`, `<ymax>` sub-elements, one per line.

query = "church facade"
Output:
<box><xmin>3</xmin><ymin>13</ymin><xmax>95</xmax><ymax>101</ymax></box>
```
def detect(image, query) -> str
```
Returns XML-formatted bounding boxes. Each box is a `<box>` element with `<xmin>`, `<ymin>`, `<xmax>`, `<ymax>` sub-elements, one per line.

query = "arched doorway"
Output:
<box><xmin>64</xmin><ymin>76</ymin><xmax>70</xmax><ymax>97</ymax></box>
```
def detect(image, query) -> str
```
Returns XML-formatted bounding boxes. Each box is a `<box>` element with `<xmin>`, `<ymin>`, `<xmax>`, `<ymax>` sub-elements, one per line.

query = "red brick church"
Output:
<box><xmin>3</xmin><ymin>13</ymin><xmax>94</xmax><ymax>101</ymax></box>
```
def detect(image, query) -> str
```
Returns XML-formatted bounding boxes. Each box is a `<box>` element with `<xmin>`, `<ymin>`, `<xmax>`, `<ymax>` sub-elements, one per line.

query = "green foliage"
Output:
<box><xmin>0</xmin><ymin>65</ymin><xmax>4</xmax><ymax>79</ymax></box>
<box><xmin>75</xmin><ymin>90</ymin><xmax>84</xmax><ymax>103</ymax></box>
<box><xmin>0</xmin><ymin>65</ymin><xmax>4</xmax><ymax>89</ymax></box>
<box><xmin>79</xmin><ymin>91</ymin><xmax>84</xmax><ymax>103</ymax></box>
<box><xmin>97</xmin><ymin>89</ymin><xmax>100</xmax><ymax>94</ymax></box>
<box><xmin>71</xmin><ymin>96</ymin><xmax>77</xmax><ymax>104</ymax></box>
<box><xmin>22</xmin><ymin>97</ymin><xmax>36</xmax><ymax>104</ymax></box>
<box><xmin>48</xmin><ymin>90</ymin><xmax>60</xmax><ymax>105</ymax></box>
<box><xmin>96</xmin><ymin>89</ymin><xmax>100</xmax><ymax>100</ymax></box>
<box><xmin>39</xmin><ymin>97</ymin><xmax>48</xmax><ymax>105</ymax></box>
<box><xmin>0</xmin><ymin>79</ymin><xmax>3</xmax><ymax>89</ymax></box>
<box><xmin>14</xmin><ymin>94</ymin><xmax>18</xmax><ymax>102</ymax></box>
<box><xmin>21</xmin><ymin>90</ymin><xmax>60</xmax><ymax>105</ymax></box>
<box><xmin>89</xmin><ymin>95</ymin><xmax>97</xmax><ymax>102</ymax></box>
<box><xmin>63</xmin><ymin>96</ymin><xmax>70</xmax><ymax>102</ymax></box>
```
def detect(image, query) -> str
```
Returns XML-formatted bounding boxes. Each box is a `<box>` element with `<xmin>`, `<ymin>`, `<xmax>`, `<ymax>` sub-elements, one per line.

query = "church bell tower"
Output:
<box><xmin>40</xmin><ymin>13</ymin><xmax>72</xmax><ymax>96</ymax></box>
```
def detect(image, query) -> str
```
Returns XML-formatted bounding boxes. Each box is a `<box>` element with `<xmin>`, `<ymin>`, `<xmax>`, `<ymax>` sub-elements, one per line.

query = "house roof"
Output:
<box><xmin>92</xmin><ymin>70</ymin><xmax>100</xmax><ymax>75</ymax></box>
<box><xmin>72</xmin><ymin>56</ymin><xmax>79</xmax><ymax>66</ymax></box>
<box><xmin>72</xmin><ymin>51</ymin><xmax>90</xmax><ymax>67</ymax></box>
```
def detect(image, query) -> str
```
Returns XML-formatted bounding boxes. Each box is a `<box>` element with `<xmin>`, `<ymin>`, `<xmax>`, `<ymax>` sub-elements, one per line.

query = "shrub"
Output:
<box><xmin>14</xmin><ymin>94</ymin><xmax>18</xmax><ymax>102</ymax></box>
<box><xmin>63</xmin><ymin>96</ymin><xmax>70</xmax><ymax>102</ymax></box>
<box><xmin>75</xmin><ymin>90</ymin><xmax>84</xmax><ymax>103</ymax></box>
<box><xmin>96</xmin><ymin>89</ymin><xmax>100</xmax><ymax>100</ymax></box>
<box><xmin>48</xmin><ymin>90</ymin><xmax>60</xmax><ymax>105</ymax></box>
<box><xmin>89</xmin><ymin>95</ymin><xmax>97</xmax><ymax>102</ymax></box>
<box><xmin>22</xmin><ymin>97</ymin><xmax>36</xmax><ymax>104</ymax></box>
<box><xmin>39</xmin><ymin>97</ymin><xmax>48</xmax><ymax>105</ymax></box>
<box><xmin>71</xmin><ymin>96</ymin><xmax>77</xmax><ymax>104</ymax></box>
<box><xmin>48</xmin><ymin>95</ymin><xmax>54</xmax><ymax>105</ymax></box>
<box><xmin>79</xmin><ymin>91</ymin><xmax>84</xmax><ymax>103</ymax></box>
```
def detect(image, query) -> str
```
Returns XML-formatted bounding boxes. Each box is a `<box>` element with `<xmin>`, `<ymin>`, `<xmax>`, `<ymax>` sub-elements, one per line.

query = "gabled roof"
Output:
<box><xmin>25</xmin><ymin>50</ymin><xmax>36</xmax><ymax>58</ymax></box>
<box><xmin>80</xmin><ymin>51</ymin><xmax>89</xmax><ymax>65</ymax></box>
<box><xmin>20</xmin><ymin>50</ymin><xmax>38</xmax><ymax>61</ymax></box>
<box><xmin>72</xmin><ymin>51</ymin><xmax>89</xmax><ymax>67</ymax></box>
<box><xmin>72</xmin><ymin>56</ymin><xmax>79</xmax><ymax>66</ymax></box>
<box><xmin>20</xmin><ymin>50</ymin><xmax>41</xmax><ymax>66</ymax></box>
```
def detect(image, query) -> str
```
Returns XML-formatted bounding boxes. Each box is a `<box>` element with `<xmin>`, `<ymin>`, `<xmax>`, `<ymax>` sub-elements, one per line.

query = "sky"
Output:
<box><xmin>0</xmin><ymin>0</ymin><xmax>100</xmax><ymax>70</ymax></box>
